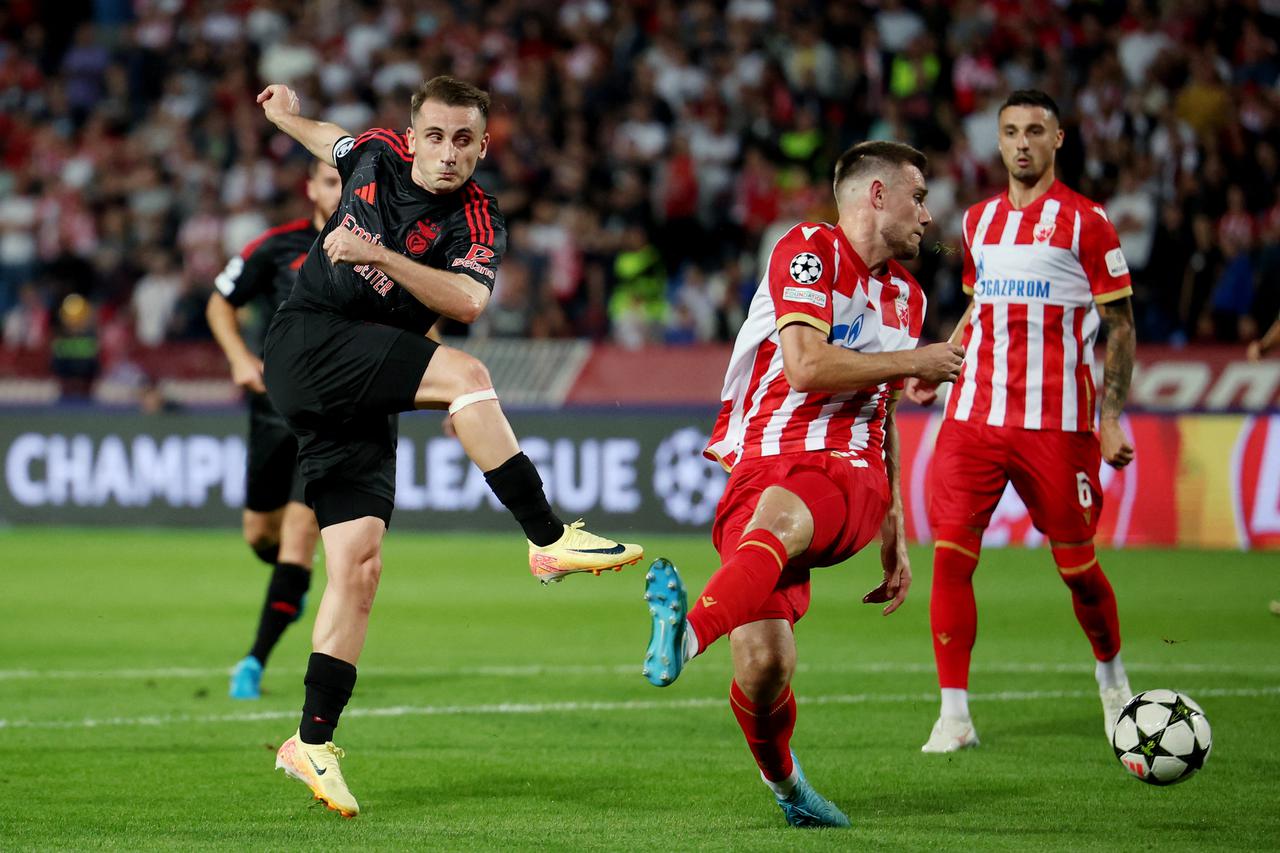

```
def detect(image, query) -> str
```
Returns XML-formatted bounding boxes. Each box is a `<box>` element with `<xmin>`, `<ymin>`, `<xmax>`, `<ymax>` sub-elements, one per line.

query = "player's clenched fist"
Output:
<box><xmin>324</xmin><ymin>225</ymin><xmax>382</xmax><ymax>266</ymax></box>
<box><xmin>256</xmin><ymin>83</ymin><xmax>301</xmax><ymax>125</ymax></box>
<box><xmin>911</xmin><ymin>342</ymin><xmax>964</xmax><ymax>384</ymax></box>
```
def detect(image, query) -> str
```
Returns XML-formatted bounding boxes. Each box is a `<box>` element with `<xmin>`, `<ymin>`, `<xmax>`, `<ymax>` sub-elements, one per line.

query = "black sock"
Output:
<box><xmin>248</xmin><ymin>563</ymin><xmax>311</xmax><ymax>665</ymax></box>
<box><xmin>483</xmin><ymin>452</ymin><xmax>563</xmax><ymax>546</ymax></box>
<box><xmin>252</xmin><ymin>542</ymin><xmax>280</xmax><ymax>566</ymax></box>
<box><xmin>299</xmin><ymin>653</ymin><xmax>357</xmax><ymax>744</ymax></box>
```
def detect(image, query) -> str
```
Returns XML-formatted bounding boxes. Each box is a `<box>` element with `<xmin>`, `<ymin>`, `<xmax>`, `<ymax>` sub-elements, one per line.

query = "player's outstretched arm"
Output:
<box><xmin>780</xmin><ymin>323</ymin><xmax>962</xmax><ymax>393</ymax></box>
<box><xmin>322</xmin><ymin>226</ymin><xmax>491</xmax><ymax>323</ymax></box>
<box><xmin>864</xmin><ymin>398</ymin><xmax>911</xmax><ymax>615</ymax></box>
<box><xmin>256</xmin><ymin>84</ymin><xmax>351</xmax><ymax>167</ymax></box>
<box><xmin>1098</xmin><ymin>296</ymin><xmax>1136</xmax><ymax>469</ymax></box>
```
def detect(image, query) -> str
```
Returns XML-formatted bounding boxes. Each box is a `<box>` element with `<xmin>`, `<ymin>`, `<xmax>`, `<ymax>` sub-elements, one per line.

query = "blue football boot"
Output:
<box><xmin>642</xmin><ymin>558</ymin><xmax>687</xmax><ymax>687</ymax></box>
<box><xmin>229</xmin><ymin>654</ymin><xmax>263</xmax><ymax>700</ymax></box>
<box><xmin>775</xmin><ymin>752</ymin><xmax>852</xmax><ymax>828</ymax></box>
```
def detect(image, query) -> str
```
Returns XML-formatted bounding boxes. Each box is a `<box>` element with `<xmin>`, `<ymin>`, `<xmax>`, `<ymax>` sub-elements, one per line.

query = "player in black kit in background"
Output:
<box><xmin>257</xmin><ymin>76</ymin><xmax>642</xmax><ymax>817</ymax></box>
<box><xmin>207</xmin><ymin>160</ymin><xmax>342</xmax><ymax>700</ymax></box>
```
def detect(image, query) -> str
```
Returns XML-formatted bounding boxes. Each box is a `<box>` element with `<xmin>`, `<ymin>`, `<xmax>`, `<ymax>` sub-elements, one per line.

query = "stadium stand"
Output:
<box><xmin>0</xmin><ymin>0</ymin><xmax>1278</xmax><ymax>405</ymax></box>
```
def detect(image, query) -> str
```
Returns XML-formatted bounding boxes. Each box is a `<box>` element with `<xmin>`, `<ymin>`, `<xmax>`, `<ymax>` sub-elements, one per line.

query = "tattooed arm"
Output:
<box><xmin>1098</xmin><ymin>296</ymin><xmax>1136</xmax><ymax>468</ymax></box>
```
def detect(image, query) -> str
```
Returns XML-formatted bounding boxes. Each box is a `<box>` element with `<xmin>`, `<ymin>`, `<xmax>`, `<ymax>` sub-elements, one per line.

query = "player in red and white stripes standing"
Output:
<box><xmin>907</xmin><ymin>90</ymin><xmax>1138</xmax><ymax>752</ymax></box>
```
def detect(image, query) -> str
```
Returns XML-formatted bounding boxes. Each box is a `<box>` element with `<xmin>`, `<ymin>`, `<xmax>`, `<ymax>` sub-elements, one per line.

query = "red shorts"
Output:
<box><xmin>711</xmin><ymin>451</ymin><xmax>890</xmax><ymax>625</ymax></box>
<box><xmin>928</xmin><ymin>419</ymin><xmax>1103</xmax><ymax>541</ymax></box>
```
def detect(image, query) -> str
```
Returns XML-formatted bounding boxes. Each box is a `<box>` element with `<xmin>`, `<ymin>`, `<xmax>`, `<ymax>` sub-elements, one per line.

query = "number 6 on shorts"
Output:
<box><xmin>1075</xmin><ymin>471</ymin><xmax>1093</xmax><ymax>509</ymax></box>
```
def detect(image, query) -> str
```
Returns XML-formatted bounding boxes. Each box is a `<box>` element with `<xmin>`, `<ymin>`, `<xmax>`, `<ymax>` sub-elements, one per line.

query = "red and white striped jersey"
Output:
<box><xmin>705</xmin><ymin>222</ymin><xmax>926</xmax><ymax>471</ymax></box>
<box><xmin>945</xmin><ymin>181</ymin><xmax>1132</xmax><ymax>432</ymax></box>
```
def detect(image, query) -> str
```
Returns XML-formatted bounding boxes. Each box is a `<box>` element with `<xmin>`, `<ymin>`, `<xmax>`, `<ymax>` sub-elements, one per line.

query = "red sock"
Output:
<box><xmin>729</xmin><ymin>680</ymin><xmax>796</xmax><ymax>782</ymax></box>
<box><xmin>1052</xmin><ymin>543</ymin><xmax>1121</xmax><ymax>660</ymax></box>
<box><xmin>686</xmin><ymin>529</ymin><xmax>787</xmax><ymax>654</ymax></box>
<box><xmin>930</xmin><ymin>527</ymin><xmax>981</xmax><ymax>689</ymax></box>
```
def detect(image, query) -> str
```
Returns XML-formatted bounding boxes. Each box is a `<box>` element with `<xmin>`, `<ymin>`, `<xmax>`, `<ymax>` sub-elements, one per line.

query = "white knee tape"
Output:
<box><xmin>448</xmin><ymin>387</ymin><xmax>499</xmax><ymax>415</ymax></box>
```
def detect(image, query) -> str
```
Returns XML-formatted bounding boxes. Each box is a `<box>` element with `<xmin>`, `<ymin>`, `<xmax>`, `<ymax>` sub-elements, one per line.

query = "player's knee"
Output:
<box><xmin>735</xmin><ymin>647</ymin><xmax>794</xmax><ymax>701</ymax></box>
<box><xmin>351</xmin><ymin>554</ymin><xmax>382</xmax><ymax>612</ymax></box>
<box><xmin>451</xmin><ymin>354</ymin><xmax>492</xmax><ymax>397</ymax></box>
<box><xmin>1051</xmin><ymin>540</ymin><xmax>1098</xmax><ymax>578</ymax></box>
<box><xmin>245</xmin><ymin>530</ymin><xmax>280</xmax><ymax>564</ymax></box>
<box><xmin>442</xmin><ymin>355</ymin><xmax>499</xmax><ymax>416</ymax></box>
<box><xmin>749</xmin><ymin>487</ymin><xmax>813</xmax><ymax>558</ymax></box>
<box><xmin>934</xmin><ymin>525</ymin><xmax>982</xmax><ymax>575</ymax></box>
<box><xmin>329</xmin><ymin>551</ymin><xmax>382</xmax><ymax>612</ymax></box>
<box><xmin>280</xmin><ymin>507</ymin><xmax>319</xmax><ymax>551</ymax></box>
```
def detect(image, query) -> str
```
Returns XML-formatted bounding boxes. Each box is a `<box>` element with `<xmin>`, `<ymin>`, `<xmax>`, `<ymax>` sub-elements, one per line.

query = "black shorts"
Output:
<box><xmin>263</xmin><ymin>308</ymin><xmax>438</xmax><ymax>529</ymax></box>
<box><xmin>244</xmin><ymin>392</ymin><xmax>305</xmax><ymax>512</ymax></box>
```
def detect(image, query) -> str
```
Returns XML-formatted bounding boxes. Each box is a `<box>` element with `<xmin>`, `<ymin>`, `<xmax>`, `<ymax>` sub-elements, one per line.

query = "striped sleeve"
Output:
<box><xmin>333</xmin><ymin>128</ymin><xmax>412</xmax><ymax>182</ymax></box>
<box><xmin>440</xmin><ymin>183</ymin><xmax>507</xmax><ymax>290</ymax></box>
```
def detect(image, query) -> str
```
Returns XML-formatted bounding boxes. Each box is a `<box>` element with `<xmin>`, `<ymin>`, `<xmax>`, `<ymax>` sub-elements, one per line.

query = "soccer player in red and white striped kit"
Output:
<box><xmin>907</xmin><ymin>90</ymin><xmax>1138</xmax><ymax>751</ymax></box>
<box><xmin>641</xmin><ymin>141</ymin><xmax>963</xmax><ymax>828</ymax></box>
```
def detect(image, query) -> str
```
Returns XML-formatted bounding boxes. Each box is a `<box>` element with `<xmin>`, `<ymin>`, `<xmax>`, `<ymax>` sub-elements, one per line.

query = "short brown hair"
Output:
<box><xmin>410</xmin><ymin>76</ymin><xmax>490</xmax><ymax>124</ymax></box>
<box><xmin>833</xmin><ymin>141</ymin><xmax>928</xmax><ymax>189</ymax></box>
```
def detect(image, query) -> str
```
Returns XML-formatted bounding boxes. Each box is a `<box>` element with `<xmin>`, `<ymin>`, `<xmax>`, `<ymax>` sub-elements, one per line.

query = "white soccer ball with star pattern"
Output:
<box><xmin>1111</xmin><ymin>689</ymin><xmax>1212</xmax><ymax>785</ymax></box>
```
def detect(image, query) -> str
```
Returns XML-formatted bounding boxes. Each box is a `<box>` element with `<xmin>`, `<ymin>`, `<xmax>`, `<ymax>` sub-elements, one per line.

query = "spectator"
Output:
<box><xmin>131</xmin><ymin>250</ymin><xmax>181</xmax><ymax>347</ymax></box>
<box><xmin>1108</xmin><ymin>165</ymin><xmax>1158</xmax><ymax>278</ymax></box>
<box><xmin>610</xmin><ymin>226</ymin><xmax>667</xmax><ymax>349</ymax></box>
<box><xmin>0</xmin><ymin>0</ymin><xmax>1276</xmax><ymax>387</ymax></box>
<box><xmin>50</xmin><ymin>292</ymin><xmax>98</xmax><ymax>399</ymax></box>
<box><xmin>3</xmin><ymin>281</ymin><xmax>49</xmax><ymax>349</ymax></box>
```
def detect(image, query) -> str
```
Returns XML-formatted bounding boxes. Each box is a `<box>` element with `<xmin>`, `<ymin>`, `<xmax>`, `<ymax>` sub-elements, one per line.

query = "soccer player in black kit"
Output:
<box><xmin>206</xmin><ymin>160</ymin><xmax>342</xmax><ymax>700</ymax></box>
<box><xmin>256</xmin><ymin>76</ymin><xmax>643</xmax><ymax>817</ymax></box>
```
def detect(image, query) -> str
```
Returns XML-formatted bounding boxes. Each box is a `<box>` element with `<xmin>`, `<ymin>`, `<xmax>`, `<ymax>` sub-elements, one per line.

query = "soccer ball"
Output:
<box><xmin>1111</xmin><ymin>689</ymin><xmax>1212</xmax><ymax>785</ymax></box>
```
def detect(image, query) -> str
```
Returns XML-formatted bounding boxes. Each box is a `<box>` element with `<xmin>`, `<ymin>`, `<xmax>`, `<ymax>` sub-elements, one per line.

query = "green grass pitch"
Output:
<box><xmin>1</xmin><ymin>527</ymin><xmax>1277</xmax><ymax>850</ymax></box>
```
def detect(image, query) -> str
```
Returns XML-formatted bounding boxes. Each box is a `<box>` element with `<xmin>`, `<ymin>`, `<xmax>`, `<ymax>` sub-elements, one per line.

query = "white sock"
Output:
<box><xmin>1095</xmin><ymin>653</ymin><xmax>1127</xmax><ymax>690</ymax></box>
<box><xmin>762</xmin><ymin>767</ymin><xmax>799</xmax><ymax>798</ymax></box>
<box><xmin>683</xmin><ymin>623</ymin><xmax>699</xmax><ymax>662</ymax></box>
<box><xmin>941</xmin><ymin>688</ymin><xmax>970</xmax><ymax>721</ymax></box>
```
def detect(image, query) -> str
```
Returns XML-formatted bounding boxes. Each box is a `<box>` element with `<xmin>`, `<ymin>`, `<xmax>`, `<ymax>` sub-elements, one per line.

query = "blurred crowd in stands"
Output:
<box><xmin>1</xmin><ymin>0</ymin><xmax>1278</xmax><ymax>390</ymax></box>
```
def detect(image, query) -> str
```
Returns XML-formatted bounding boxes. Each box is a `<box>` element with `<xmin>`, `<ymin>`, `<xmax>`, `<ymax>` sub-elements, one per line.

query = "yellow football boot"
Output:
<box><xmin>529</xmin><ymin>520</ymin><xmax>643</xmax><ymax>584</ymax></box>
<box><xmin>275</xmin><ymin>731</ymin><xmax>359</xmax><ymax>817</ymax></box>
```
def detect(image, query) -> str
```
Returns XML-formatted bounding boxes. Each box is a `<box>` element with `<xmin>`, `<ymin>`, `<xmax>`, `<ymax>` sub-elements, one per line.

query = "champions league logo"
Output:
<box><xmin>789</xmin><ymin>252</ymin><xmax>823</xmax><ymax>284</ymax></box>
<box><xmin>652</xmin><ymin>428</ymin><xmax>727</xmax><ymax>525</ymax></box>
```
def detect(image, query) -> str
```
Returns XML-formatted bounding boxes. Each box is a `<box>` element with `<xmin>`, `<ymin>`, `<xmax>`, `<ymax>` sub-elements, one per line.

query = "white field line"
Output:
<box><xmin>0</xmin><ymin>686</ymin><xmax>1277</xmax><ymax>732</ymax></box>
<box><xmin>2</xmin><ymin>660</ymin><xmax>1278</xmax><ymax>682</ymax></box>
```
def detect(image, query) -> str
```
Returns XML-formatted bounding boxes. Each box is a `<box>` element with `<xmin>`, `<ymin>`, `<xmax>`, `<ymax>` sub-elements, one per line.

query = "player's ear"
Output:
<box><xmin>404</xmin><ymin>126</ymin><xmax>416</xmax><ymax>156</ymax></box>
<box><xmin>478</xmin><ymin>131</ymin><xmax>489</xmax><ymax>160</ymax></box>
<box><xmin>1054</xmin><ymin>127</ymin><xmax>1064</xmax><ymax>151</ymax></box>
<box><xmin>870</xmin><ymin>178</ymin><xmax>886</xmax><ymax>210</ymax></box>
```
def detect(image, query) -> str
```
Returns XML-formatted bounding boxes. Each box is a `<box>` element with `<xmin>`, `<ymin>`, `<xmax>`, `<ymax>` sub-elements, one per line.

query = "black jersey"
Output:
<box><xmin>214</xmin><ymin>218</ymin><xmax>318</xmax><ymax>355</ymax></box>
<box><xmin>288</xmin><ymin>128</ymin><xmax>508</xmax><ymax>335</ymax></box>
